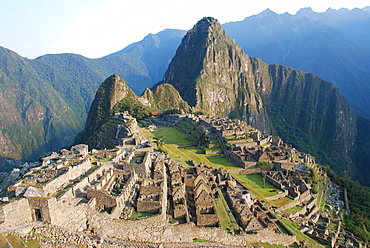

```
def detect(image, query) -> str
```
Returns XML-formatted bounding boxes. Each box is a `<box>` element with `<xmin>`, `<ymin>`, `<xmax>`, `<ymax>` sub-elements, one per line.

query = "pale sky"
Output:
<box><xmin>1</xmin><ymin>0</ymin><xmax>369</xmax><ymax>59</ymax></box>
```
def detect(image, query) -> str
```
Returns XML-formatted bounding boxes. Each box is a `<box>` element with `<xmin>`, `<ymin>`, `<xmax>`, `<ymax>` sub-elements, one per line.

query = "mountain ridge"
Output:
<box><xmin>83</xmin><ymin>16</ymin><xmax>368</xmax><ymax>185</ymax></box>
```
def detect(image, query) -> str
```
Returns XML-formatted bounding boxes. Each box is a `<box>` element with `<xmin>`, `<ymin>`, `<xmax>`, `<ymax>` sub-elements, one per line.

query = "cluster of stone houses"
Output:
<box><xmin>0</xmin><ymin>112</ymin><xmax>365</xmax><ymax>247</ymax></box>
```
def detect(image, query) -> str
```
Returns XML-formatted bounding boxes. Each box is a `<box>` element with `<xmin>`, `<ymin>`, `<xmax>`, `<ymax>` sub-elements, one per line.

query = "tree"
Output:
<box><xmin>256</xmin><ymin>161</ymin><xmax>273</xmax><ymax>188</ymax></box>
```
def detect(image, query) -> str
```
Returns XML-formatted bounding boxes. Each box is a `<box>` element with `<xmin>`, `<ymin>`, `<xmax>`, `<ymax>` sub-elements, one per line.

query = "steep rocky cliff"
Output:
<box><xmin>251</xmin><ymin>58</ymin><xmax>357</xmax><ymax>172</ymax></box>
<box><xmin>161</xmin><ymin>17</ymin><xmax>271</xmax><ymax>133</ymax></box>
<box><xmin>82</xmin><ymin>74</ymin><xmax>137</xmax><ymax>141</ymax></box>
<box><xmin>142</xmin><ymin>83</ymin><xmax>190</xmax><ymax>113</ymax></box>
<box><xmin>160</xmin><ymin>17</ymin><xmax>359</xmax><ymax>178</ymax></box>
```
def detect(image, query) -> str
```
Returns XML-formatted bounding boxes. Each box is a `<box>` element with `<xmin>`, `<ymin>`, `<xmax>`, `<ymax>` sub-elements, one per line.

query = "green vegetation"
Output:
<box><xmin>215</xmin><ymin>189</ymin><xmax>240</xmax><ymax>233</ymax></box>
<box><xmin>277</xmin><ymin>217</ymin><xmax>321</xmax><ymax>246</ymax></box>
<box><xmin>323</xmin><ymin>165</ymin><xmax>370</xmax><ymax>243</ymax></box>
<box><xmin>128</xmin><ymin>211</ymin><xmax>157</xmax><ymax>220</ymax></box>
<box><xmin>285</xmin><ymin>205</ymin><xmax>304</xmax><ymax>215</ymax></box>
<box><xmin>193</xmin><ymin>238</ymin><xmax>210</xmax><ymax>242</ymax></box>
<box><xmin>112</xmin><ymin>97</ymin><xmax>151</xmax><ymax>120</ymax></box>
<box><xmin>4</xmin><ymin>234</ymin><xmax>25</xmax><ymax>248</ymax></box>
<box><xmin>256</xmin><ymin>161</ymin><xmax>273</xmax><ymax>188</ymax></box>
<box><xmin>152</xmin><ymin>127</ymin><xmax>240</xmax><ymax>169</ymax></box>
<box><xmin>232</xmin><ymin>174</ymin><xmax>282</xmax><ymax>199</ymax></box>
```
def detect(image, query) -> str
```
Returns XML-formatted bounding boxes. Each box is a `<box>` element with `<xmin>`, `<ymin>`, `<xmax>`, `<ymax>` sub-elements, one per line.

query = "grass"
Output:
<box><xmin>232</xmin><ymin>174</ymin><xmax>282</xmax><ymax>199</ymax></box>
<box><xmin>154</xmin><ymin>126</ymin><xmax>192</xmax><ymax>145</ymax></box>
<box><xmin>285</xmin><ymin>205</ymin><xmax>304</xmax><ymax>215</ymax></box>
<box><xmin>128</xmin><ymin>211</ymin><xmax>157</xmax><ymax>219</ymax></box>
<box><xmin>0</xmin><ymin>234</ymin><xmax>8</xmax><ymax>247</ymax></box>
<box><xmin>270</xmin><ymin>197</ymin><xmax>294</xmax><ymax>208</ymax></box>
<box><xmin>277</xmin><ymin>217</ymin><xmax>327</xmax><ymax>247</ymax></box>
<box><xmin>153</xmin><ymin>127</ymin><xmax>240</xmax><ymax>170</ymax></box>
<box><xmin>6</xmin><ymin>234</ymin><xmax>24</xmax><ymax>248</ymax></box>
<box><xmin>193</xmin><ymin>238</ymin><xmax>210</xmax><ymax>242</ymax></box>
<box><xmin>24</xmin><ymin>239</ymin><xmax>40</xmax><ymax>248</ymax></box>
<box><xmin>214</xmin><ymin>188</ymin><xmax>240</xmax><ymax>233</ymax></box>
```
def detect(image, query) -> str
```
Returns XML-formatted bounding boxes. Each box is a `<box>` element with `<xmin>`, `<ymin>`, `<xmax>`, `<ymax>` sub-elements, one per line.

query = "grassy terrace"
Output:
<box><xmin>215</xmin><ymin>188</ymin><xmax>240</xmax><ymax>233</ymax></box>
<box><xmin>128</xmin><ymin>211</ymin><xmax>157</xmax><ymax>220</ymax></box>
<box><xmin>285</xmin><ymin>205</ymin><xmax>304</xmax><ymax>215</ymax></box>
<box><xmin>0</xmin><ymin>233</ymin><xmax>40</xmax><ymax>248</ymax></box>
<box><xmin>152</xmin><ymin>127</ymin><xmax>240</xmax><ymax>170</ymax></box>
<box><xmin>231</xmin><ymin>174</ymin><xmax>293</xmax><ymax>208</ymax></box>
<box><xmin>277</xmin><ymin>217</ymin><xmax>329</xmax><ymax>247</ymax></box>
<box><xmin>232</xmin><ymin>174</ymin><xmax>282</xmax><ymax>199</ymax></box>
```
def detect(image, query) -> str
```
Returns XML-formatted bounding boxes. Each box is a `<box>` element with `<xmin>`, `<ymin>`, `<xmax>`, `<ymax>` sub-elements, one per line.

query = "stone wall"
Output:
<box><xmin>265</xmin><ymin>190</ymin><xmax>288</xmax><ymax>201</ymax></box>
<box><xmin>196</xmin><ymin>214</ymin><xmax>219</xmax><ymax>226</ymax></box>
<box><xmin>229</xmin><ymin>152</ymin><xmax>246</xmax><ymax>168</ymax></box>
<box><xmin>87</xmin><ymin>190</ymin><xmax>116</xmax><ymax>210</ymax></box>
<box><xmin>0</xmin><ymin>198</ymin><xmax>33</xmax><ymax>227</ymax></box>
<box><xmin>48</xmin><ymin>198</ymin><xmax>89</xmax><ymax>232</ymax></box>
<box><xmin>60</xmin><ymin>163</ymin><xmax>111</xmax><ymax>202</ymax></box>
<box><xmin>136</xmin><ymin>200</ymin><xmax>161</xmax><ymax>213</ymax></box>
<box><xmin>204</xmin><ymin>148</ymin><xmax>223</xmax><ymax>154</ymax></box>
<box><xmin>265</xmin><ymin>174</ymin><xmax>284</xmax><ymax>191</ymax></box>
<box><xmin>43</xmin><ymin>160</ymin><xmax>92</xmax><ymax>195</ymax></box>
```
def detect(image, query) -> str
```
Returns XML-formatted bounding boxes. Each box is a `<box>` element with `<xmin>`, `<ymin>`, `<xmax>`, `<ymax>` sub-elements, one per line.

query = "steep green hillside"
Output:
<box><xmin>0</xmin><ymin>47</ymin><xmax>79</xmax><ymax>164</ymax></box>
<box><xmin>0</xmin><ymin>29</ymin><xmax>185</xmax><ymax>168</ymax></box>
<box><xmin>223</xmin><ymin>8</ymin><xmax>370</xmax><ymax>118</ymax></box>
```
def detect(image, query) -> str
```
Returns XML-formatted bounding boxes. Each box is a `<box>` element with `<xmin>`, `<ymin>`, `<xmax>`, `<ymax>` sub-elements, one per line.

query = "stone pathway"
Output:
<box><xmin>0</xmin><ymin>222</ymin><xmax>38</xmax><ymax>234</ymax></box>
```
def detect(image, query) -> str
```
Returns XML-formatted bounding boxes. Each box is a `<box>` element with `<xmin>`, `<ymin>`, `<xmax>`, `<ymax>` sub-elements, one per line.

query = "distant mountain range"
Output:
<box><xmin>0</xmin><ymin>7</ymin><xmax>369</xmax><ymax>185</ymax></box>
<box><xmin>223</xmin><ymin>7</ymin><xmax>370</xmax><ymax>118</ymax></box>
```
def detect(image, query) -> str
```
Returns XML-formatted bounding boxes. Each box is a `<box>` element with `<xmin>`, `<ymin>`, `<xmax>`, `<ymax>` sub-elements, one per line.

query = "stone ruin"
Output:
<box><xmin>1</xmin><ymin>113</ymin><xmax>358</xmax><ymax>247</ymax></box>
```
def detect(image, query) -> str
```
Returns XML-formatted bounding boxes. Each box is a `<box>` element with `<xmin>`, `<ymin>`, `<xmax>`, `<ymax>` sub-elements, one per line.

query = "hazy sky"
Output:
<box><xmin>1</xmin><ymin>0</ymin><xmax>369</xmax><ymax>59</ymax></box>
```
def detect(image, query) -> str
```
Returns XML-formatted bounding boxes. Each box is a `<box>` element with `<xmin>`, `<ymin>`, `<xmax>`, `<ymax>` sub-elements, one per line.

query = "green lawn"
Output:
<box><xmin>153</xmin><ymin>127</ymin><xmax>240</xmax><ymax>170</ymax></box>
<box><xmin>128</xmin><ymin>211</ymin><xmax>157</xmax><ymax>219</ymax></box>
<box><xmin>270</xmin><ymin>197</ymin><xmax>294</xmax><ymax>208</ymax></box>
<box><xmin>232</xmin><ymin>174</ymin><xmax>283</xmax><ymax>199</ymax></box>
<box><xmin>155</xmin><ymin>126</ymin><xmax>193</xmax><ymax>145</ymax></box>
<box><xmin>6</xmin><ymin>234</ymin><xmax>24</xmax><ymax>248</ymax></box>
<box><xmin>285</xmin><ymin>205</ymin><xmax>304</xmax><ymax>215</ymax></box>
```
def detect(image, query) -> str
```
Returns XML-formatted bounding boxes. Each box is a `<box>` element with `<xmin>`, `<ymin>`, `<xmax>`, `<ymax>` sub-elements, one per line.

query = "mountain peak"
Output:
<box><xmin>161</xmin><ymin>17</ymin><xmax>271</xmax><ymax>131</ymax></box>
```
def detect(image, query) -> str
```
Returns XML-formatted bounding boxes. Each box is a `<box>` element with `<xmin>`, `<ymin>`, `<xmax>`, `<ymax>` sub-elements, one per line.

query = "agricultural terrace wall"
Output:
<box><xmin>265</xmin><ymin>174</ymin><xmax>284</xmax><ymax>191</ymax></box>
<box><xmin>174</xmin><ymin>125</ymin><xmax>191</xmax><ymax>134</ymax></box>
<box><xmin>0</xmin><ymin>198</ymin><xmax>33</xmax><ymax>228</ymax></box>
<box><xmin>204</xmin><ymin>148</ymin><xmax>223</xmax><ymax>154</ymax></box>
<box><xmin>60</xmin><ymin>163</ymin><xmax>112</xmax><ymax>201</ymax></box>
<box><xmin>265</xmin><ymin>190</ymin><xmax>288</xmax><ymax>201</ymax></box>
<box><xmin>43</xmin><ymin>160</ymin><xmax>92</xmax><ymax>195</ymax></box>
<box><xmin>229</xmin><ymin>152</ymin><xmax>247</xmax><ymax>168</ymax></box>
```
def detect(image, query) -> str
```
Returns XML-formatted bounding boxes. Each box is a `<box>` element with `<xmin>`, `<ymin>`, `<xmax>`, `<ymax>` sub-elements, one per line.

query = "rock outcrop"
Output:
<box><xmin>161</xmin><ymin>17</ymin><xmax>271</xmax><ymax>133</ymax></box>
<box><xmin>83</xmin><ymin>74</ymin><xmax>137</xmax><ymax>141</ymax></box>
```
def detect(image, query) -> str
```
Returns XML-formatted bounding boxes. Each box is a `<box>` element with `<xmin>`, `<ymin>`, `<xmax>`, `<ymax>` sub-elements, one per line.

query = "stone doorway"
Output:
<box><xmin>34</xmin><ymin>208</ymin><xmax>42</xmax><ymax>222</ymax></box>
